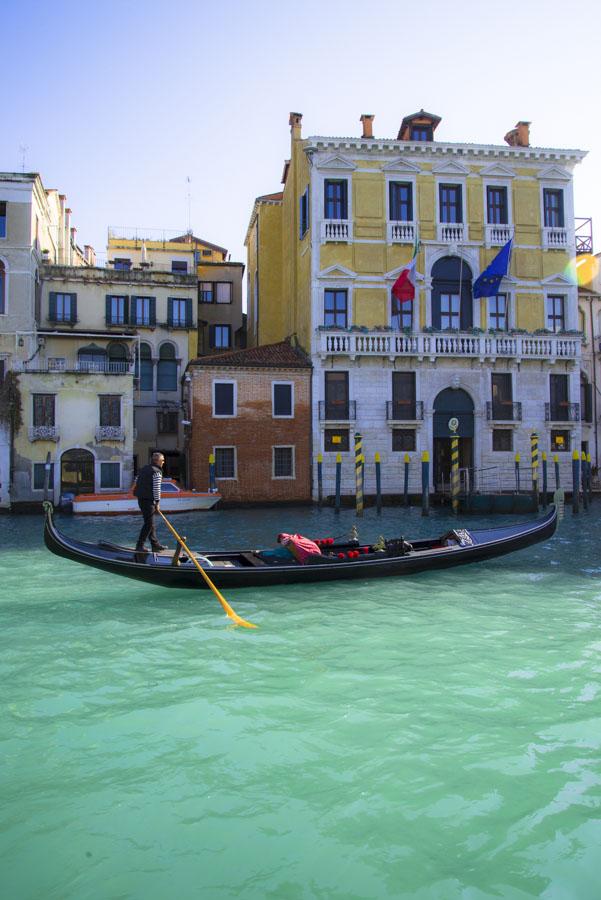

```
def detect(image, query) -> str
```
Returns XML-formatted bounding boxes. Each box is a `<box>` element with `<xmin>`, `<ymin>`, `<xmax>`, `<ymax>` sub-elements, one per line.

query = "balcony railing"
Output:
<box><xmin>318</xmin><ymin>330</ymin><xmax>581</xmax><ymax>362</ymax></box>
<box><xmin>438</xmin><ymin>223</ymin><xmax>464</xmax><ymax>243</ymax></box>
<box><xmin>486</xmin><ymin>401</ymin><xmax>523</xmax><ymax>422</ymax></box>
<box><xmin>17</xmin><ymin>360</ymin><xmax>135</xmax><ymax>375</ymax></box>
<box><xmin>96</xmin><ymin>426</ymin><xmax>126</xmax><ymax>442</ymax></box>
<box><xmin>545</xmin><ymin>402</ymin><xmax>580</xmax><ymax>422</ymax></box>
<box><xmin>318</xmin><ymin>400</ymin><xmax>357</xmax><ymax>422</ymax></box>
<box><xmin>387</xmin><ymin>221</ymin><xmax>415</xmax><ymax>244</ymax></box>
<box><xmin>321</xmin><ymin>220</ymin><xmax>352</xmax><ymax>242</ymax></box>
<box><xmin>485</xmin><ymin>224</ymin><xmax>514</xmax><ymax>247</ymax></box>
<box><xmin>542</xmin><ymin>227</ymin><xmax>568</xmax><ymax>250</ymax></box>
<box><xmin>386</xmin><ymin>401</ymin><xmax>424</xmax><ymax>421</ymax></box>
<box><xmin>28</xmin><ymin>425</ymin><xmax>59</xmax><ymax>442</ymax></box>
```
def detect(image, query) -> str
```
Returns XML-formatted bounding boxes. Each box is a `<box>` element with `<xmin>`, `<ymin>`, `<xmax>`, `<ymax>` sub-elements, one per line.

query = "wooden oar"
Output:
<box><xmin>157</xmin><ymin>509</ymin><xmax>257</xmax><ymax>629</ymax></box>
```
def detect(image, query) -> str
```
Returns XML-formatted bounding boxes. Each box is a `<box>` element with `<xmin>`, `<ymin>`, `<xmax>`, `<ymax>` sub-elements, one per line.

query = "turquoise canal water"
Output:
<box><xmin>1</xmin><ymin>504</ymin><xmax>601</xmax><ymax>899</ymax></box>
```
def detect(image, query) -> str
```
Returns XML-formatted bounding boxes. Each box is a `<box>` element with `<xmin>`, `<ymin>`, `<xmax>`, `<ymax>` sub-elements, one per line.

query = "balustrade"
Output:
<box><xmin>321</xmin><ymin>220</ymin><xmax>352</xmax><ymax>242</ymax></box>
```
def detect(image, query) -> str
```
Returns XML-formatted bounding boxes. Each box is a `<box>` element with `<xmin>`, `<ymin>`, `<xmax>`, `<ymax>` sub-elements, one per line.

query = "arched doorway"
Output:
<box><xmin>61</xmin><ymin>449</ymin><xmax>95</xmax><ymax>495</ymax></box>
<box><xmin>431</xmin><ymin>257</ymin><xmax>473</xmax><ymax>330</ymax></box>
<box><xmin>433</xmin><ymin>388</ymin><xmax>474</xmax><ymax>488</ymax></box>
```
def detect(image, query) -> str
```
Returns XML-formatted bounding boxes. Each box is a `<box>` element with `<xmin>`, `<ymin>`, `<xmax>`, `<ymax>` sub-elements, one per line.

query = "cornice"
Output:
<box><xmin>306</xmin><ymin>138</ymin><xmax>587</xmax><ymax>164</ymax></box>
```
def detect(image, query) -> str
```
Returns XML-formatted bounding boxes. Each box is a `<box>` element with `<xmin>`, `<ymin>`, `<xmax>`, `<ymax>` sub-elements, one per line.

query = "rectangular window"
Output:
<box><xmin>324</xmin><ymin>371</ymin><xmax>349</xmax><ymax>420</ymax></box>
<box><xmin>213</xmin><ymin>382</ymin><xmax>235</xmax><ymax>417</ymax></box>
<box><xmin>440</xmin><ymin>293</ymin><xmax>460</xmax><ymax>329</ymax></box>
<box><xmin>486</xmin><ymin>187</ymin><xmax>508</xmax><ymax>225</ymax></box>
<box><xmin>0</xmin><ymin>201</ymin><xmax>6</xmax><ymax>238</ymax></box>
<box><xmin>324</xmin><ymin>180</ymin><xmax>348</xmax><ymax>219</ymax></box>
<box><xmin>492</xmin><ymin>429</ymin><xmax>512</xmax><ymax>451</ymax></box>
<box><xmin>550</xmin><ymin>374</ymin><xmax>569</xmax><ymax>421</ymax></box>
<box><xmin>273</xmin><ymin>446</ymin><xmax>294</xmax><ymax>478</ymax></box>
<box><xmin>391</xmin><ymin>296</ymin><xmax>413</xmax><ymax>330</ymax></box>
<box><xmin>33</xmin><ymin>462</ymin><xmax>55</xmax><ymax>490</ymax></box>
<box><xmin>551</xmin><ymin>430</ymin><xmax>570</xmax><ymax>452</ymax></box>
<box><xmin>491</xmin><ymin>374</ymin><xmax>513</xmax><ymax>418</ymax></box>
<box><xmin>324</xmin><ymin>429</ymin><xmax>349</xmax><ymax>452</ymax></box>
<box><xmin>171</xmin><ymin>260</ymin><xmax>188</xmax><ymax>274</ymax></box>
<box><xmin>439</xmin><ymin>184</ymin><xmax>462</xmax><ymax>224</ymax></box>
<box><xmin>489</xmin><ymin>294</ymin><xmax>508</xmax><ymax>330</ymax></box>
<box><xmin>199</xmin><ymin>282</ymin><xmax>214</xmax><ymax>303</ymax></box>
<box><xmin>33</xmin><ymin>394</ymin><xmax>55</xmax><ymax>427</ymax></box>
<box><xmin>169</xmin><ymin>298</ymin><xmax>189</xmax><ymax>327</ymax></box>
<box><xmin>411</xmin><ymin>125</ymin><xmax>432</xmax><ymax>141</ymax></box>
<box><xmin>100</xmin><ymin>462</ymin><xmax>121</xmax><ymax>489</ymax></box>
<box><xmin>202</xmin><ymin>249</ymin><xmax>212</xmax><ymax>257</ymax></box>
<box><xmin>99</xmin><ymin>395</ymin><xmax>121</xmax><ymax>427</ymax></box>
<box><xmin>324</xmin><ymin>289</ymin><xmax>348</xmax><ymax>328</ymax></box>
<box><xmin>392</xmin><ymin>372</ymin><xmax>416</xmax><ymax>419</ymax></box>
<box><xmin>392</xmin><ymin>429</ymin><xmax>416</xmax><ymax>452</ymax></box>
<box><xmin>113</xmin><ymin>258</ymin><xmax>131</xmax><ymax>271</ymax></box>
<box><xmin>131</xmin><ymin>296</ymin><xmax>154</xmax><ymax>326</ymax></box>
<box><xmin>216</xmin><ymin>283</ymin><xmax>232</xmax><ymax>304</ymax></box>
<box><xmin>300</xmin><ymin>187</ymin><xmax>310</xmax><ymax>238</ymax></box>
<box><xmin>273</xmin><ymin>383</ymin><xmax>293</xmax><ymax>417</ymax></box>
<box><xmin>543</xmin><ymin>189</ymin><xmax>564</xmax><ymax>228</ymax></box>
<box><xmin>106</xmin><ymin>295</ymin><xmax>127</xmax><ymax>325</ymax></box>
<box><xmin>389</xmin><ymin>182</ymin><xmax>413</xmax><ymax>221</ymax></box>
<box><xmin>210</xmin><ymin>324</ymin><xmax>231</xmax><ymax>349</ymax></box>
<box><xmin>157</xmin><ymin>411</ymin><xmax>178</xmax><ymax>434</ymax></box>
<box><xmin>215</xmin><ymin>447</ymin><xmax>236</xmax><ymax>479</ymax></box>
<box><xmin>546</xmin><ymin>295</ymin><xmax>565</xmax><ymax>332</ymax></box>
<box><xmin>50</xmin><ymin>292</ymin><xmax>77</xmax><ymax>323</ymax></box>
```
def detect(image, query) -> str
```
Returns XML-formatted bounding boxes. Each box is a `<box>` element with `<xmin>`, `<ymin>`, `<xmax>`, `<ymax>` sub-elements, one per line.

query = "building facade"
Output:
<box><xmin>246</xmin><ymin>113</ymin><xmax>587</xmax><ymax>498</ymax></box>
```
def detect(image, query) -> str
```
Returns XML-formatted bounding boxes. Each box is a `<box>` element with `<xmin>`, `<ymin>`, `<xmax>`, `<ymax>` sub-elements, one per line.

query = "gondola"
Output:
<box><xmin>43</xmin><ymin>502</ymin><xmax>558</xmax><ymax>590</ymax></box>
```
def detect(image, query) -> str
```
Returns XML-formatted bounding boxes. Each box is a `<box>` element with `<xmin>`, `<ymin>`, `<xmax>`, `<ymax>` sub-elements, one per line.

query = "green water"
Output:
<box><xmin>1</xmin><ymin>505</ymin><xmax>600</xmax><ymax>899</ymax></box>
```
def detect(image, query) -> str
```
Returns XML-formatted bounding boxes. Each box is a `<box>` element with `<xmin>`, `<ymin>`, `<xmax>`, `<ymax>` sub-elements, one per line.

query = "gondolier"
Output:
<box><xmin>135</xmin><ymin>452</ymin><xmax>167</xmax><ymax>552</ymax></box>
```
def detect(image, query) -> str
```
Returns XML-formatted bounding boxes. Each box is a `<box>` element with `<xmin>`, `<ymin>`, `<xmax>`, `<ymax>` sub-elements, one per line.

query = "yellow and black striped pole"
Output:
<box><xmin>451</xmin><ymin>433</ymin><xmax>460</xmax><ymax>514</ymax></box>
<box><xmin>530</xmin><ymin>432</ymin><xmax>539</xmax><ymax>509</ymax></box>
<box><xmin>587</xmin><ymin>452</ymin><xmax>593</xmax><ymax>504</ymax></box>
<box><xmin>354</xmin><ymin>432</ymin><xmax>363</xmax><ymax>517</ymax></box>
<box><xmin>581</xmin><ymin>450</ymin><xmax>588</xmax><ymax>511</ymax></box>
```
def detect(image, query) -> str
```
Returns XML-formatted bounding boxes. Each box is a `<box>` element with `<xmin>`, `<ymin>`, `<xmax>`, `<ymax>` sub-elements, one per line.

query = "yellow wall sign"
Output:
<box><xmin>555</xmin><ymin>436</ymin><xmax>565</xmax><ymax>446</ymax></box>
<box><xmin>332</xmin><ymin>435</ymin><xmax>341</xmax><ymax>444</ymax></box>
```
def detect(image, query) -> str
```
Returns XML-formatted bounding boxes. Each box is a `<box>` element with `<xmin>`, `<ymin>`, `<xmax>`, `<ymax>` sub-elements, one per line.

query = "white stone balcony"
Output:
<box><xmin>96</xmin><ymin>426</ymin><xmax>126</xmax><ymax>442</ymax></box>
<box><xmin>387</xmin><ymin>221</ymin><xmax>415</xmax><ymax>244</ymax></box>
<box><xmin>485</xmin><ymin>224</ymin><xmax>514</xmax><ymax>247</ymax></box>
<box><xmin>543</xmin><ymin>227</ymin><xmax>569</xmax><ymax>250</ymax></box>
<box><xmin>437</xmin><ymin>223</ymin><xmax>465</xmax><ymax>243</ymax></box>
<box><xmin>28</xmin><ymin>425</ymin><xmax>59</xmax><ymax>442</ymax></box>
<box><xmin>320</xmin><ymin>220</ymin><xmax>352</xmax><ymax>243</ymax></box>
<box><xmin>317</xmin><ymin>330</ymin><xmax>581</xmax><ymax>363</ymax></box>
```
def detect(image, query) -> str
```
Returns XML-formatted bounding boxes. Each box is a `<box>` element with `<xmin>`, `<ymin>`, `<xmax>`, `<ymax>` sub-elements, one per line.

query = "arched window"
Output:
<box><xmin>135</xmin><ymin>342</ymin><xmax>153</xmax><ymax>392</ymax></box>
<box><xmin>157</xmin><ymin>343</ymin><xmax>177</xmax><ymax>392</ymax></box>
<box><xmin>0</xmin><ymin>261</ymin><xmax>5</xmax><ymax>315</ymax></box>
<box><xmin>431</xmin><ymin>257</ymin><xmax>473</xmax><ymax>330</ymax></box>
<box><xmin>107</xmin><ymin>342</ymin><xmax>128</xmax><ymax>373</ymax></box>
<box><xmin>78</xmin><ymin>344</ymin><xmax>107</xmax><ymax>372</ymax></box>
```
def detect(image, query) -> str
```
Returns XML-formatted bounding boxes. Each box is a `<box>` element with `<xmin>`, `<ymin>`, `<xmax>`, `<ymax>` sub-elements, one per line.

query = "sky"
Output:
<box><xmin>2</xmin><ymin>0</ymin><xmax>600</xmax><ymax>276</ymax></box>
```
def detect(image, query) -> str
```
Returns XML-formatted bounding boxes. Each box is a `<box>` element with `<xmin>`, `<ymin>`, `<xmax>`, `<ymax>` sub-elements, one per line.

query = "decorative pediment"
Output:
<box><xmin>432</xmin><ymin>160</ymin><xmax>470</xmax><ymax>176</ymax></box>
<box><xmin>479</xmin><ymin>163</ymin><xmax>516</xmax><ymax>179</ymax></box>
<box><xmin>315</xmin><ymin>155</ymin><xmax>357</xmax><ymax>171</ymax></box>
<box><xmin>382</xmin><ymin>157</ymin><xmax>421</xmax><ymax>174</ymax></box>
<box><xmin>542</xmin><ymin>271</ymin><xmax>577</xmax><ymax>286</ymax></box>
<box><xmin>318</xmin><ymin>264</ymin><xmax>357</xmax><ymax>279</ymax></box>
<box><xmin>537</xmin><ymin>165</ymin><xmax>571</xmax><ymax>182</ymax></box>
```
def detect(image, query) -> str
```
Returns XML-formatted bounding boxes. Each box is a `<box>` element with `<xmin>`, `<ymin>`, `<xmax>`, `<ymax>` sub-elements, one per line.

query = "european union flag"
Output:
<box><xmin>473</xmin><ymin>239</ymin><xmax>513</xmax><ymax>298</ymax></box>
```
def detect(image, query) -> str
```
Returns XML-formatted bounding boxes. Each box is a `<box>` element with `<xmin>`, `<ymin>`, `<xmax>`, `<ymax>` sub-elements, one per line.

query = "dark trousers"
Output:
<box><xmin>137</xmin><ymin>499</ymin><xmax>159</xmax><ymax>548</ymax></box>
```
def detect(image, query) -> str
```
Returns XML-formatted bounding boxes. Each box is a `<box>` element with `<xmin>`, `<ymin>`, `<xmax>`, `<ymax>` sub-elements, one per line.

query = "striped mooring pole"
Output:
<box><xmin>530</xmin><ymin>432</ymin><xmax>539</xmax><ymax>510</ymax></box>
<box><xmin>554</xmin><ymin>453</ymin><xmax>560</xmax><ymax>489</ymax></box>
<box><xmin>515</xmin><ymin>452</ymin><xmax>521</xmax><ymax>493</ymax></box>
<box><xmin>421</xmin><ymin>451</ymin><xmax>430</xmax><ymax>517</ymax></box>
<box><xmin>375</xmin><ymin>452</ymin><xmax>382</xmax><ymax>515</ymax></box>
<box><xmin>334</xmin><ymin>453</ymin><xmax>342</xmax><ymax>513</ymax></box>
<box><xmin>208</xmin><ymin>453</ymin><xmax>216</xmax><ymax>493</ymax></box>
<box><xmin>403</xmin><ymin>453</ymin><xmax>410</xmax><ymax>506</ymax></box>
<box><xmin>572</xmin><ymin>449</ymin><xmax>580</xmax><ymax>515</ymax></box>
<box><xmin>581</xmin><ymin>451</ymin><xmax>589</xmax><ymax>511</ymax></box>
<box><xmin>317</xmin><ymin>453</ymin><xmax>323</xmax><ymax>507</ymax></box>
<box><xmin>451</xmin><ymin>433</ymin><xmax>460</xmax><ymax>515</ymax></box>
<box><xmin>587</xmin><ymin>452</ymin><xmax>593</xmax><ymax>504</ymax></box>
<box><xmin>354</xmin><ymin>433</ymin><xmax>363</xmax><ymax>517</ymax></box>
<box><xmin>542</xmin><ymin>451</ymin><xmax>548</xmax><ymax>509</ymax></box>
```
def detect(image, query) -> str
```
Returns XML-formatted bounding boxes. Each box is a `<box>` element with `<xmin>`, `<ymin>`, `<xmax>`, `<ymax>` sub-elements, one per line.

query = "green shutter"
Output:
<box><xmin>70</xmin><ymin>293</ymin><xmax>77</xmax><ymax>323</ymax></box>
<box><xmin>149</xmin><ymin>297</ymin><xmax>156</xmax><ymax>326</ymax></box>
<box><xmin>49</xmin><ymin>292</ymin><xmax>57</xmax><ymax>321</ymax></box>
<box><xmin>209</xmin><ymin>325</ymin><xmax>215</xmax><ymax>348</ymax></box>
<box><xmin>167</xmin><ymin>297</ymin><xmax>174</xmax><ymax>326</ymax></box>
<box><xmin>105</xmin><ymin>296</ymin><xmax>112</xmax><ymax>324</ymax></box>
<box><xmin>185</xmin><ymin>298</ymin><xmax>193</xmax><ymax>327</ymax></box>
<box><xmin>129</xmin><ymin>297</ymin><xmax>137</xmax><ymax>325</ymax></box>
<box><xmin>123</xmin><ymin>296</ymin><xmax>129</xmax><ymax>324</ymax></box>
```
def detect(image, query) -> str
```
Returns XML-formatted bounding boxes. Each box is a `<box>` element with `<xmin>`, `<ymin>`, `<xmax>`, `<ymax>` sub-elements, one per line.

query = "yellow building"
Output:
<box><xmin>246</xmin><ymin>112</ymin><xmax>587</xmax><ymax>496</ymax></box>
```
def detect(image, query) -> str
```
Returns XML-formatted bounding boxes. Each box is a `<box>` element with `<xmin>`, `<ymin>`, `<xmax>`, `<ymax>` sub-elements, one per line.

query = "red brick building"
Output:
<box><xmin>186</xmin><ymin>340</ymin><xmax>312</xmax><ymax>503</ymax></box>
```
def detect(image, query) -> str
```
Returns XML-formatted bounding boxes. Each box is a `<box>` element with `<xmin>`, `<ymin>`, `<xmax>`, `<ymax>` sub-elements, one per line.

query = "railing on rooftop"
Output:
<box><xmin>575</xmin><ymin>217</ymin><xmax>593</xmax><ymax>255</ymax></box>
<box><xmin>108</xmin><ymin>226</ymin><xmax>191</xmax><ymax>243</ymax></box>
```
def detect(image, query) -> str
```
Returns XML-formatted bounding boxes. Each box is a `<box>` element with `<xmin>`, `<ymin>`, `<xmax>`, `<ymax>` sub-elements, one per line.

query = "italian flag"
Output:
<box><xmin>392</xmin><ymin>232</ymin><xmax>420</xmax><ymax>304</ymax></box>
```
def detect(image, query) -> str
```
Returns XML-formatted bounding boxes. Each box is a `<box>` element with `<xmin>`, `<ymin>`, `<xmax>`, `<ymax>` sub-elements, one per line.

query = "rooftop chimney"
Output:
<box><xmin>504</xmin><ymin>121</ymin><xmax>531</xmax><ymax>148</ymax></box>
<box><xmin>360</xmin><ymin>114</ymin><xmax>375</xmax><ymax>139</ymax></box>
<box><xmin>289</xmin><ymin>112</ymin><xmax>303</xmax><ymax>138</ymax></box>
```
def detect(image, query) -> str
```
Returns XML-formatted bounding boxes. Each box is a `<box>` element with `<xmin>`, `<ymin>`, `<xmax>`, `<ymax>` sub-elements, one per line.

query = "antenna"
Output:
<box><xmin>19</xmin><ymin>144</ymin><xmax>29</xmax><ymax>173</ymax></box>
<box><xmin>186</xmin><ymin>176</ymin><xmax>192</xmax><ymax>235</ymax></box>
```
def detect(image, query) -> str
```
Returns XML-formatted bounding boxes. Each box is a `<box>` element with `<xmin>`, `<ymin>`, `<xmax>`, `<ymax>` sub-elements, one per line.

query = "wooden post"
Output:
<box><xmin>317</xmin><ymin>453</ymin><xmax>323</xmax><ymax>507</ymax></box>
<box><xmin>375</xmin><ymin>452</ymin><xmax>382</xmax><ymax>515</ymax></box>
<box><xmin>581</xmin><ymin>451</ymin><xmax>589</xmax><ymax>511</ymax></box>
<box><xmin>530</xmin><ymin>432</ymin><xmax>539</xmax><ymax>510</ymax></box>
<box><xmin>421</xmin><ymin>451</ymin><xmax>430</xmax><ymax>517</ymax></box>
<box><xmin>554</xmin><ymin>453</ymin><xmax>560</xmax><ymax>489</ymax></box>
<box><xmin>334</xmin><ymin>453</ymin><xmax>342</xmax><ymax>513</ymax></box>
<box><xmin>514</xmin><ymin>452</ymin><xmax>521</xmax><ymax>493</ymax></box>
<box><xmin>403</xmin><ymin>453</ymin><xmax>410</xmax><ymax>506</ymax></box>
<box><xmin>541</xmin><ymin>451</ymin><xmax>548</xmax><ymax>509</ymax></box>
<box><xmin>572</xmin><ymin>449</ymin><xmax>580</xmax><ymax>515</ymax></box>
<box><xmin>451</xmin><ymin>434</ymin><xmax>460</xmax><ymax>515</ymax></box>
<box><xmin>354</xmin><ymin>432</ymin><xmax>363</xmax><ymax>517</ymax></box>
<box><xmin>587</xmin><ymin>452</ymin><xmax>593</xmax><ymax>504</ymax></box>
<box><xmin>208</xmin><ymin>453</ymin><xmax>216</xmax><ymax>493</ymax></box>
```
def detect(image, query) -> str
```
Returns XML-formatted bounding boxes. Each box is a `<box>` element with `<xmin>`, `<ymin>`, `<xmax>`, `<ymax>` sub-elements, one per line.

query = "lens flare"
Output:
<box><xmin>565</xmin><ymin>254</ymin><xmax>599</xmax><ymax>287</ymax></box>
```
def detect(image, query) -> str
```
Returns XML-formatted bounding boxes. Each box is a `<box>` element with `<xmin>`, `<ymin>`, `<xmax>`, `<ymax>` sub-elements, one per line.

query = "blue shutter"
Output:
<box><xmin>129</xmin><ymin>297</ymin><xmax>137</xmax><ymax>325</ymax></box>
<box><xmin>149</xmin><ymin>297</ymin><xmax>156</xmax><ymax>326</ymax></box>
<box><xmin>209</xmin><ymin>325</ymin><xmax>215</xmax><ymax>348</ymax></box>
<box><xmin>70</xmin><ymin>293</ymin><xmax>77</xmax><ymax>323</ymax></box>
<box><xmin>49</xmin><ymin>292</ymin><xmax>57</xmax><ymax>321</ymax></box>
<box><xmin>167</xmin><ymin>297</ymin><xmax>174</xmax><ymax>326</ymax></box>
<box><xmin>123</xmin><ymin>296</ymin><xmax>129</xmax><ymax>324</ymax></box>
<box><xmin>105</xmin><ymin>296</ymin><xmax>112</xmax><ymax>324</ymax></box>
<box><xmin>185</xmin><ymin>298</ymin><xmax>193</xmax><ymax>327</ymax></box>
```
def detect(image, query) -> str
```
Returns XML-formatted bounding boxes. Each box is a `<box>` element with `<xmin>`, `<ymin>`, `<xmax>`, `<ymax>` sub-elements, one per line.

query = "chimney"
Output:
<box><xmin>360</xmin><ymin>114</ymin><xmax>375</xmax><ymax>139</ymax></box>
<box><xmin>84</xmin><ymin>245</ymin><xmax>96</xmax><ymax>266</ymax></box>
<box><xmin>504</xmin><ymin>121</ymin><xmax>531</xmax><ymax>148</ymax></box>
<box><xmin>289</xmin><ymin>112</ymin><xmax>303</xmax><ymax>139</ymax></box>
<box><xmin>70</xmin><ymin>227</ymin><xmax>77</xmax><ymax>245</ymax></box>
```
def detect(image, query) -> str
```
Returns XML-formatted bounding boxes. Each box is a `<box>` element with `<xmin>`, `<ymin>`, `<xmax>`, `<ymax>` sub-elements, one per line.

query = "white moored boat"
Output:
<box><xmin>72</xmin><ymin>479</ymin><xmax>220</xmax><ymax>515</ymax></box>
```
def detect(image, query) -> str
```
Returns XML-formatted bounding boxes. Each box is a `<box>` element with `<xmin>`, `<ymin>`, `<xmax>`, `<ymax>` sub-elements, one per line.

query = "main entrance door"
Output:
<box><xmin>433</xmin><ymin>388</ymin><xmax>474</xmax><ymax>489</ymax></box>
<box><xmin>61</xmin><ymin>449</ymin><xmax>95</xmax><ymax>495</ymax></box>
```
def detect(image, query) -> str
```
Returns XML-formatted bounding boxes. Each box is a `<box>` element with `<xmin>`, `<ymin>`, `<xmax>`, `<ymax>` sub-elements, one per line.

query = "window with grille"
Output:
<box><xmin>33</xmin><ymin>394</ymin><xmax>55</xmax><ymax>426</ymax></box>
<box><xmin>492</xmin><ymin>429</ymin><xmax>512</xmax><ymax>451</ymax></box>
<box><xmin>215</xmin><ymin>447</ymin><xmax>236</xmax><ymax>478</ymax></box>
<box><xmin>273</xmin><ymin>446</ymin><xmax>294</xmax><ymax>478</ymax></box>
<box><xmin>157</xmin><ymin>411</ymin><xmax>178</xmax><ymax>433</ymax></box>
<box><xmin>100</xmin><ymin>462</ymin><xmax>121</xmax><ymax>488</ymax></box>
<box><xmin>33</xmin><ymin>462</ymin><xmax>54</xmax><ymax>490</ymax></box>
<box><xmin>392</xmin><ymin>429</ymin><xmax>416</xmax><ymax>452</ymax></box>
<box><xmin>99</xmin><ymin>395</ymin><xmax>121</xmax><ymax>426</ymax></box>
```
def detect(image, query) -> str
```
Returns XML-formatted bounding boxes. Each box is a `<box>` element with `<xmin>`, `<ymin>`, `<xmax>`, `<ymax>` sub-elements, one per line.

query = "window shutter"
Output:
<box><xmin>49</xmin><ymin>292</ymin><xmax>57</xmax><ymax>321</ymax></box>
<box><xmin>129</xmin><ymin>298</ymin><xmax>137</xmax><ymax>326</ymax></box>
<box><xmin>123</xmin><ymin>296</ymin><xmax>129</xmax><ymax>324</ymax></box>
<box><xmin>167</xmin><ymin>297</ymin><xmax>174</xmax><ymax>326</ymax></box>
<box><xmin>341</xmin><ymin>180</ymin><xmax>348</xmax><ymax>218</ymax></box>
<box><xmin>209</xmin><ymin>325</ymin><xmax>215</xmax><ymax>348</ymax></box>
<box><xmin>105</xmin><ymin>296</ymin><xmax>112</xmax><ymax>324</ymax></box>
<box><xmin>149</xmin><ymin>297</ymin><xmax>156</xmax><ymax>326</ymax></box>
<box><xmin>185</xmin><ymin>298</ymin><xmax>193</xmax><ymax>327</ymax></box>
<box><xmin>70</xmin><ymin>294</ymin><xmax>77</xmax><ymax>323</ymax></box>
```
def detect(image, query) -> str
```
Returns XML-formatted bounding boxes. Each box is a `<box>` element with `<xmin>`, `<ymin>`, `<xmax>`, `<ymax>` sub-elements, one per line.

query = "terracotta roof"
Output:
<box><xmin>169</xmin><ymin>233</ymin><xmax>228</xmax><ymax>254</ymax></box>
<box><xmin>188</xmin><ymin>340</ymin><xmax>311</xmax><ymax>369</ymax></box>
<box><xmin>256</xmin><ymin>192</ymin><xmax>283</xmax><ymax>202</ymax></box>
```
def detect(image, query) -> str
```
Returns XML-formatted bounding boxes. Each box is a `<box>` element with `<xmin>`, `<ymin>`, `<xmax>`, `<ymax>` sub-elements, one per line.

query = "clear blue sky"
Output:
<box><xmin>2</xmin><ymin>0</ymin><xmax>600</xmax><ymax>269</ymax></box>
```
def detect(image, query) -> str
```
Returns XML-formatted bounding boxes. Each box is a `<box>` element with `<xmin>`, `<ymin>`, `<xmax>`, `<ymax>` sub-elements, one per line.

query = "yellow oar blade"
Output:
<box><xmin>157</xmin><ymin>510</ymin><xmax>257</xmax><ymax>629</ymax></box>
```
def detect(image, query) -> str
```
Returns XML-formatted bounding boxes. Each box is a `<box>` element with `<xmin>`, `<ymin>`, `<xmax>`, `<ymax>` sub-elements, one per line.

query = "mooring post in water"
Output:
<box><xmin>375</xmin><ymin>452</ymin><xmax>382</xmax><ymax>515</ymax></box>
<box><xmin>208</xmin><ymin>453</ymin><xmax>216</xmax><ymax>493</ymax></box>
<box><xmin>403</xmin><ymin>453</ymin><xmax>410</xmax><ymax>506</ymax></box>
<box><xmin>572</xmin><ymin>449</ymin><xmax>580</xmax><ymax>514</ymax></box>
<box><xmin>334</xmin><ymin>453</ymin><xmax>342</xmax><ymax>513</ymax></box>
<box><xmin>354</xmin><ymin>432</ymin><xmax>363</xmax><ymax>517</ymax></box>
<box><xmin>541</xmin><ymin>451</ymin><xmax>548</xmax><ymax>509</ymax></box>
<box><xmin>421</xmin><ymin>450</ymin><xmax>430</xmax><ymax>517</ymax></box>
<box><xmin>554</xmin><ymin>453</ymin><xmax>560</xmax><ymax>489</ymax></box>
<box><xmin>587</xmin><ymin>452</ymin><xmax>593</xmax><ymax>504</ymax></box>
<box><xmin>451</xmin><ymin>433</ymin><xmax>460</xmax><ymax>515</ymax></box>
<box><xmin>514</xmin><ymin>452</ymin><xmax>521</xmax><ymax>493</ymax></box>
<box><xmin>530</xmin><ymin>432</ymin><xmax>539</xmax><ymax>510</ymax></box>
<box><xmin>317</xmin><ymin>453</ymin><xmax>323</xmax><ymax>507</ymax></box>
<box><xmin>581</xmin><ymin>451</ymin><xmax>589</xmax><ymax>511</ymax></box>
